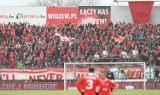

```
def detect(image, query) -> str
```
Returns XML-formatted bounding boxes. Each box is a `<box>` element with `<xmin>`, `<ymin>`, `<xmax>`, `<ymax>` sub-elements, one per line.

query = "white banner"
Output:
<box><xmin>0</xmin><ymin>7</ymin><xmax>46</xmax><ymax>25</ymax></box>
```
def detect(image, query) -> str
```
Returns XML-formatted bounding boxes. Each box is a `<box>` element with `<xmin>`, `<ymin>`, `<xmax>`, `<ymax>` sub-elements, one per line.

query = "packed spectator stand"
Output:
<box><xmin>0</xmin><ymin>22</ymin><xmax>159</xmax><ymax>68</ymax></box>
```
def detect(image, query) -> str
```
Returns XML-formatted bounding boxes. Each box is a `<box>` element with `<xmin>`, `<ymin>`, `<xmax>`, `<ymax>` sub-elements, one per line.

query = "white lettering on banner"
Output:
<box><xmin>48</xmin><ymin>14</ymin><xmax>77</xmax><ymax>19</ymax></box>
<box><xmin>80</xmin><ymin>9</ymin><xmax>109</xmax><ymax>16</ymax></box>
<box><xmin>82</xmin><ymin>18</ymin><xmax>107</xmax><ymax>24</ymax></box>
<box><xmin>80</xmin><ymin>9</ymin><xmax>97</xmax><ymax>16</ymax></box>
<box><xmin>1</xmin><ymin>73</ymin><xmax>64</xmax><ymax>80</ymax></box>
<box><xmin>24</xmin><ymin>84</ymin><xmax>56</xmax><ymax>90</ymax></box>
<box><xmin>0</xmin><ymin>71</ymin><xmax>95</xmax><ymax>80</ymax></box>
<box><xmin>97</xmin><ymin>9</ymin><xmax>109</xmax><ymax>15</ymax></box>
<box><xmin>29</xmin><ymin>73</ymin><xmax>63</xmax><ymax>80</ymax></box>
<box><xmin>1</xmin><ymin>84</ymin><xmax>21</xmax><ymax>90</ymax></box>
<box><xmin>0</xmin><ymin>83</ymin><xmax>60</xmax><ymax>90</ymax></box>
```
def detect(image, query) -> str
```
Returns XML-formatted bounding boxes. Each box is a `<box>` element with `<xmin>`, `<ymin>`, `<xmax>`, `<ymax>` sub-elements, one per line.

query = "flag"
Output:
<box><xmin>114</xmin><ymin>35</ymin><xmax>126</xmax><ymax>43</ymax></box>
<box><xmin>54</xmin><ymin>33</ymin><xmax>74</xmax><ymax>42</ymax></box>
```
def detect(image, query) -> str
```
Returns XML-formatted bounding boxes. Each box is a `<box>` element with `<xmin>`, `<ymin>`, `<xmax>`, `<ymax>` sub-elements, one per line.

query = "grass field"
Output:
<box><xmin>0</xmin><ymin>90</ymin><xmax>160</xmax><ymax>95</ymax></box>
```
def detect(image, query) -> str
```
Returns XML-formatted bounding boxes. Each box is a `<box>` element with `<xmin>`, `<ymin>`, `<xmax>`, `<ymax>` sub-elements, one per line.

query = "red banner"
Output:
<box><xmin>0</xmin><ymin>81</ymin><xmax>160</xmax><ymax>90</ymax></box>
<box><xmin>47</xmin><ymin>7</ymin><xmax>78</xmax><ymax>25</ymax></box>
<box><xmin>128</xmin><ymin>1</ymin><xmax>154</xmax><ymax>23</ymax></box>
<box><xmin>118</xmin><ymin>82</ymin><xmax>160</xmax><ymax>89</ymax></box>
<box><xmin>78</xmin><ymin>6</ymin><xmax>111</xmax><ymax>26</ymax></box>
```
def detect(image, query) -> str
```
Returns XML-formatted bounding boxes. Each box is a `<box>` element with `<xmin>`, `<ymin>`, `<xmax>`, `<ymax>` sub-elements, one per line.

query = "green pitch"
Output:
<box><xmin>0</xmin><ymin>90</ymin><xmax>160</xmax><ymax>95</ymax></box>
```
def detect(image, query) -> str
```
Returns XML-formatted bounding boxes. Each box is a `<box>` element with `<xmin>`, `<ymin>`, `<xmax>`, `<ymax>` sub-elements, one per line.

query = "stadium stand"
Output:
<box><xmin>0</xmin><ymin>22</ymin><xmax>159</xmax><ymax>68</ymax></box>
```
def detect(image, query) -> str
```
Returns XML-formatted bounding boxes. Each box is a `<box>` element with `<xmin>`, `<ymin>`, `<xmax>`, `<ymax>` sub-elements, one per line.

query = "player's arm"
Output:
<box><xmin>76</xmin><ymin>77</ymin><xmax>84</xmax><ymax>93</ymax></box>
<box><xmin>110</xmin><ymin>80</ymin><xmax>119</xmax><ymax>95</ymax></box>
<box><xmin>111</xmin><ymin>83</ymin><xmax>119</xmax><ymax>95</ymax></box>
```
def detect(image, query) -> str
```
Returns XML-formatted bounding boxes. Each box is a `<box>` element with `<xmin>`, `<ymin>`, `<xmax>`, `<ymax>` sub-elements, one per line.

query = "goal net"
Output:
<box><xmin>64</xmin><ymin>62</ymin><xmax>146</xmax><ymax>90</ymax></box>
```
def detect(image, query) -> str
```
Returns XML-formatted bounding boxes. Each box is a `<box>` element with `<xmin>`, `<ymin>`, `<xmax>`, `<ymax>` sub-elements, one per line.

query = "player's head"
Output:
<box><xmin>100</xmin><ymin>71</ymin><xmax>107</xmax><ymax>80</ymax></box>
<box><xmin>89</xmin><ymin>67</ymin><xmax>95</xmax><ymax>73</ymax></box>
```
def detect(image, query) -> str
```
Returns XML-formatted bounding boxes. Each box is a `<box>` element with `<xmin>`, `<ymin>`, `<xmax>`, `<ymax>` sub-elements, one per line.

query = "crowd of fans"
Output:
<box><xmin>0</xmin><ymin>22</ymin><xmax>159</xmax><ymax>68</ymax></box>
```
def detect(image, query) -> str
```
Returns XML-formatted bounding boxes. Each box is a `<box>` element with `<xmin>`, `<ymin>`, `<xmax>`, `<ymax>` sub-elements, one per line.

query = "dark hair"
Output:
<box><xmin>100</xmin><ymin>71</ymin><xmax>106</xmax><ymax>74</ymax></box>
<box><xmin>89</xmin><ymin>67</ymin><xmax>95</xmax><ymax>73</ymax></box>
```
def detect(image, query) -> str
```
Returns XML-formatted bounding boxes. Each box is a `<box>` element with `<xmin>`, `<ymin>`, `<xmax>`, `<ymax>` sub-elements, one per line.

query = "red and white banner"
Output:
<box><xmin>0</xmin><ymin>67</ymin><xmax>158</xmax><ymax>81</ymax></box>
<box><xmin>0</xmin><ymin>68</ymin><xmax>104</xmax><ymax>80</ymax></box>
<box><xmin>0</xmin><ymin>7</ymin><xmax>46</xmax><ymax>25</ymax></box>
<box><xmin>47</xmin><ymin>7</ymin><xmax>78</xmax><ymax>25</ymax></box>
<box><xmin>55</xmin><ymin>33</ymin><xmax>74</xmax><ymax>42</ymax></box>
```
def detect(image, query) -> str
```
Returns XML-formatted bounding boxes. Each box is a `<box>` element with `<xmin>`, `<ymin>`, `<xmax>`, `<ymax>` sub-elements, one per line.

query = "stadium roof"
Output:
<box><xmin>115</xmin><ymin>0</ymin><xmax>160</xmax><ymax>1</ymax></box>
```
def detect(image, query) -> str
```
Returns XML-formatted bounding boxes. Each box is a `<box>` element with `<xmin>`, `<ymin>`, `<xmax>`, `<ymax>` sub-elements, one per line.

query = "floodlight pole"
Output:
<box><xmin>73</xmin><ymin>30</ymin><xmax>77</xmax><ymax>79</ymax></box>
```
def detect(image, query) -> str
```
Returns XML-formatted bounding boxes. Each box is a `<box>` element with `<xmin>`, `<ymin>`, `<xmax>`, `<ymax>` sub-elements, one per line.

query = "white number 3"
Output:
<box><xmin>86</xmin><ymin>80</ymin><xmax>93</xmax><ymax>90</ymax></box>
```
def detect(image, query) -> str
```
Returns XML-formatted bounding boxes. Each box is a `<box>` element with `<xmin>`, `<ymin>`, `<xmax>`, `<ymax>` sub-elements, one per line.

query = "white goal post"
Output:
<box><xmin>64</xmin><ymin>62</ymin><xmax>146</xmax><ymax>91</ymax></box>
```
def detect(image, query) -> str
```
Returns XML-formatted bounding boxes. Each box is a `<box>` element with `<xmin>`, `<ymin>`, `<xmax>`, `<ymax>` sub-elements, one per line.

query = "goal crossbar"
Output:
<box><xmin>64</xmin><ymin>62</ymin><xmax>145</xmax><ymax>65</ymax></box>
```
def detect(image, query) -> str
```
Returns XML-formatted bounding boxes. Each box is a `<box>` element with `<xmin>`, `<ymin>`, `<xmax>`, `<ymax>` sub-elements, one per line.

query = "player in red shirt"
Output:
<box><xmin>99</xmin><ymin>71</ymin><xmax>119</xmax><ymax>95</ymax></box>
<box><xmin>76</xmin><ymin>67</ymin><xmax>103</xmax><ymax>95</ymax></box>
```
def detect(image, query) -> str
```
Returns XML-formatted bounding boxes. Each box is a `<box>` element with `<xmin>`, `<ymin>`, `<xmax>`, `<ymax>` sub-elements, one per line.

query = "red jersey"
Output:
<box><xmin>100</xmin><ymin>79</ymin><xmax>117</xmax><ymax>95</ymax></box>
<box><xmin>76</xmin><ymin>73</ymin><xmax>103</xmax><ymax>95</ymax></box>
